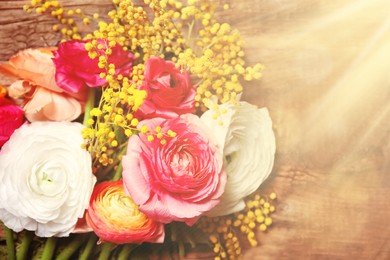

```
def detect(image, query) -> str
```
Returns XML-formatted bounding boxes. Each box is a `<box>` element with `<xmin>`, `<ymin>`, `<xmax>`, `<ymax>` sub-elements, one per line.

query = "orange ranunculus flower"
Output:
<box><xmin>0</xmin><ymin>48</ymin><xmax>87</xmax><ymax>122</ymax></box>
<box><xmin>86</xmin><ymin>180</ymin><xmax>165</xmax><ymax>244</ymax></box>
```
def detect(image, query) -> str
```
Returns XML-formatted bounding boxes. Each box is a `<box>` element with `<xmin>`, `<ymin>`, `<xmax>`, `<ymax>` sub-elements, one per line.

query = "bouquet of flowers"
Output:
<box><xmin>0</xmin><ymin>0</ymin><xmax>276</xmax><ymax>259</ymax></box>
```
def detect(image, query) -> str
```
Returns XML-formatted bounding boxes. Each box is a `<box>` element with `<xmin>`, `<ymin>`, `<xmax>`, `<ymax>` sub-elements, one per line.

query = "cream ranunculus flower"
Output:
<box><xmin>0</xmin><ymin>122</ymin><xmax>96</xmax><ymax>237</ymax></box>
<box><xmin>201</xmin><ymin>101</ymin><xmax>276</xmax><ymax>216</ymax></box>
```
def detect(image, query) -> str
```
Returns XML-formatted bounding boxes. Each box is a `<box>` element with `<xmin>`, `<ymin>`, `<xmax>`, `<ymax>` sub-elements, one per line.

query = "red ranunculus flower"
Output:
<box><xmin>136</xmin><ymin>57</ymin><xmax>196</xmax><ymax>118</ymax></box>
<box><xmin>86</xmin><ymin>180</ymin><xmax>165</xmax><ymax>244</ymax></box>
<box><xmin>53</xmin><ymin>39</ymin><xmax>135</xmax><ymax>93</ymax></box>
<box><xmin>0</xmin><ymin>96</ymin><xmax>24</xmax><ymax>148</ymax></box>
<box><xmin>122</xmin><ymin>114</ymin><xmax>226</xmax><ymax>225</ymax></box>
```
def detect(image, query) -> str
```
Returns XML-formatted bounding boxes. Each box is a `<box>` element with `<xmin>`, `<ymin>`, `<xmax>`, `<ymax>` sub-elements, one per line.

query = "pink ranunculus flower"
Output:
<box><xmin>122</xmin><ymin>114</ymin><xmax>226</xmax><ymax>225</ymax></box>
<box><xmin>86</xmin><ymin>180</ymin><xmax>165</xmax><ymax>244</ymax></box>
<box><xmin>136</xmin><ymin>57</ymin><xmax>196</xmax><ymax>118</ymax></box>
<box><xmin>0</xmin><ymin>97</ymin><xmax>24</xmax><ymax>148</ymax></box>
<box><xmin>0</xmin><ymin>48</ymin><xmax>87</xmax><ymax>122</ymax></box>
<box><xmin>53</xmin><ymin>39</ymin><xmax>135</xmax><ymax>93</ymax></box>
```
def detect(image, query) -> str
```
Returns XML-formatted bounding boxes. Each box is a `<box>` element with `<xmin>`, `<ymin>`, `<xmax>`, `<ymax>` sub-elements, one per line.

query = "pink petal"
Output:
<box><xmin>122</xmin><ymin>138</ymin><xmax>151</xmax><ymax>205</ymax></box>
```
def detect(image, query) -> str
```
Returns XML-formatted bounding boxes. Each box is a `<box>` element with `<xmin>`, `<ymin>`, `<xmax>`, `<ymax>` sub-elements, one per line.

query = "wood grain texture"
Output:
<box><xmin>1</xmin><ymin>0</ymin><xmax>390</xmax><ymax>259</ymax></box>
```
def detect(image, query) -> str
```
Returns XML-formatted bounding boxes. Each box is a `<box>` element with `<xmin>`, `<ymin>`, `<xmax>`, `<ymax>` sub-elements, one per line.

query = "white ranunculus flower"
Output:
<box><xmin>0</xmin><ymin>122</ymin><xmax>96</xmax><ymax>237</ymax></box>
<box><xmin>201</xmin><ymin>101</ymin><xmax>276</xmax><ymax>216</ymax></box>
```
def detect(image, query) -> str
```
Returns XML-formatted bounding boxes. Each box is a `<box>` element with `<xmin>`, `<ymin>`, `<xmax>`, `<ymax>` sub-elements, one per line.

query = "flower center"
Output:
<box><xmin>29</xmin><ymin>161</ymin><xmax>67</xmax><ymax>197</ymax></box>
<box><xmin>170</xmin><ymin>151</ymin><xmax>193</xmax><ymax>177</ymax></box>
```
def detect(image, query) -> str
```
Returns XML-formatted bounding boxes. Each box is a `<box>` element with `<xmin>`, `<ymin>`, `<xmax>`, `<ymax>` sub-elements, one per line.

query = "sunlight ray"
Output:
<box><xmin>302</xmin><ymin>12</ymin><xmax>390</xmax><ymax>140</ymax></box>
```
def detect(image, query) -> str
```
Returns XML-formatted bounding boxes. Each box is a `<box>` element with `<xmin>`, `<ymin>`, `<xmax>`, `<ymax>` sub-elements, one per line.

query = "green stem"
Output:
<box><xmin>98</xmin><ymin>242</ymin><xmax>113</xmax><ymax>260</ymax></box>
<box><xmin>79</xmin><ymin>234</ymin><xmax>97</xmax><ymax>260</ymax></box>
<box><xmin>16</xmin><ymin>231</ymin><xmax>33</xmax><ymax>260</ymax></box>
<box><xmin>111</xmin><ymin>145</ymin><xmax>127</xmax><ymax>181</ymax></box>
<box><xmin>170</xmin><ymin>223</ymin><xmax>177</xmax><ymax>242</ymax></box>
<box><xmin>171</xmin><ymin>223</ymin><xmax>186</xmax><ymax>257</ymax></box>
<box><xmin>4</xmin><ymin>226</ymin><xmax>15</xmax><ymax>260</ymax></box>
<box><xmin>178</xmin><ymin>240</ymin><xmax>186</xmax><ymax>258</ymax></box>
<box><xmin>112</xmin><ymin>162</ymin><xmax>123</xmax><ymax>181</ymax></box>
<box><xmin>96</xmin><ymin>143</ymin><xmax>127</xmax><ymax>181</ymax></box>
<box><xmin>117</xmin><ymin>244</ymin><xmax>138</xmax><ymax>260</ymax></box>
<box><xmin>182</xmin><ymin>230</ymin><xmax>196</xmax><ymax>249</ymax></box>
<box><xmin>41</xmin><ymin>237</ymin><xmax>57</xmax><ymax>260</ymax></box>
<box><xmin>83</xmin><ymin>87</ymin><xmax>96</xmax><ymax>127</ymax></box>
<box><xmin>56</xmin><ymin>234</ymin><xmax>87</xmax><ymax>260</ymax></box>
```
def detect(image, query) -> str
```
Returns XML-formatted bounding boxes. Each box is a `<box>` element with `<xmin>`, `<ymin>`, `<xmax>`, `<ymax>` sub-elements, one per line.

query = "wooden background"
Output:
<box><xmin>1</xmin><ymin>0</ymin><xmax>390</xmax><ymax>259</ymax></box>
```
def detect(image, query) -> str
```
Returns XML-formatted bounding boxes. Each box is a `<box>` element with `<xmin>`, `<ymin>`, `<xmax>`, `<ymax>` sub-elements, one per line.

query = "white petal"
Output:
<box><xmin>0</xmin><ymin>122</ymin><xmax>96</xmax><ymax>237</ymax></box>
<box><xmin>205</xmin><ymin>102</ymin><xmax>276</xmax><ymax>216</ymax></box>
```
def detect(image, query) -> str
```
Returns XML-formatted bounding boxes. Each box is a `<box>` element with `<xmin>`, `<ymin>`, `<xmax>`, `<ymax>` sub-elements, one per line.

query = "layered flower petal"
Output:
<box><xmin>122</xmin><ymin>114</ymin><xmax>226</xmax><ymax>225</ymax></box>
<box><xmin>0</xmin><ymin>122</ymin><xmax>96</xmax><ymax>237</ymax></box>
<box><xmin>53</xmin><ymin>39</ymin><xmax>135</xmax><ymax>93</ymax></box>
<box><xmin>136</xmin><ymin>57</ymin><xmax>196</xmax><ymax>118</ymax></box>
<box><xmin>0</xmin><ymin>48</ymin><xmax>59</xmax><ymax>92</ymax></box>
<box><xmin>201</xmin><ymin>101</ymin><xmax>276</xmax><ymax>216</ymax></box>
<box><xmin>86</xmin><ymin>180</ymin><xmax>165</xmax><ymax>244</ymax></box>
<box><xmin>0</xmin><ymin>48</ymin><xmax>87</xmax><ymax>122</ymax></box>
<box><xmin>0</xmin><ymin>97</ymin><xmax>24</xmax><ymax>148</ymax></box>
<box><xmin>22</xmin><ymin>86</ymin><xmax>83</xmax><ymax>122</ymax></box>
